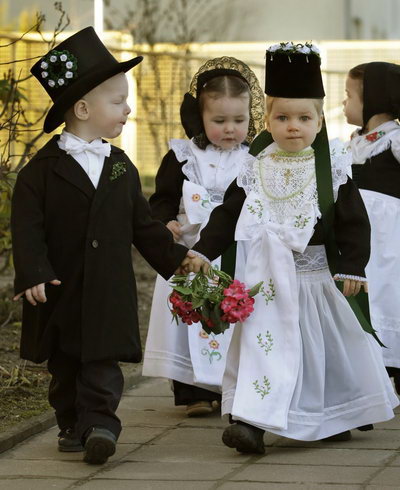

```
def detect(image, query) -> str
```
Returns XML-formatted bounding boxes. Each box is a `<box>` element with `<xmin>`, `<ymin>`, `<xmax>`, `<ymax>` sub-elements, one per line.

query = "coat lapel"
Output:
<box><xmin>53</xmin><ymin>153</ymin><xmax>96</xmax><ymax>199</ymax></box>
<box><xmin>89</xmin><ymin>146</ymin><xmax>125</xmax><ymax>217</ymax></box>
<box><xmin>42</xmin><ymin>135</ymin><xmax>95</xmax><ymax>199</ymax></box>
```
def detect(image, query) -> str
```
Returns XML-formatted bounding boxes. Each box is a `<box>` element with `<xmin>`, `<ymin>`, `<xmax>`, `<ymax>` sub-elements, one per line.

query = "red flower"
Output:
<box><xmin>365</xmin><ymin>132</ymin><xmax>378</xmax><ymax>142</ymax></box>
<box><xmin>169</xmin><ymin>267</ymin><xmax>262</xmax><ymax>335</ymax></box>
<box><xmin>169</xmin><ymin>291</ymin><xmax>203</xmax><ymax>325</ymax></box>
<box><xmin>204</xmin><ymin>318</ymin><xmax>214</xmax><ymax>328</ymax></box>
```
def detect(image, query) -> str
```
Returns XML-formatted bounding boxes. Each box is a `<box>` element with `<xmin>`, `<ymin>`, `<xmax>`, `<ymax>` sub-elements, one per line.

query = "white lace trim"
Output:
<box><xmin>293</xmin><ymin>245</ymin><xmax>328</xmax><ymax>272</ymax></box>
<box><xmin>350</xmin><ymin>121</ymin><xmax>400</xmax><ymax>164</ymax></box>
<box><xmin>238</xmin><ymin>139</ymin><xmax>350</xmax><ymax>223</ymax></box>
<box><xmin>189</xmin><ymin>249</ymin><xmax>211</xmax><ymax>264</ymax></box>
<box><xmin>238</xmin><ymin>143</ymin><xmax>319</xmax><ymax>224</ymax></box>
<box><xmin>170</xmin><ymin>139</ymin><xmax>246</xmax><ymax>203</ymax></box>
<box><xmin>169</xmin><ymin>139</ymin><xmax>202</xmax><ymax>184</ymax></box>
<box><xmin>333</xmin><ymin>273</ymin><xmax>367</xmax><ymax>282</ymax></box>
<box><xmin>330</xmin><ymin>138</ymin><xmax>352</xmax><ymax>201</ymax></box>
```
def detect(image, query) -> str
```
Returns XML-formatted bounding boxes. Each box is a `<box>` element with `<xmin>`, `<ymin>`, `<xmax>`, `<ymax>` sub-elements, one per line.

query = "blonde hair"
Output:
<box><xmin>266</xmin><ymin>96</ymin><xmax>324</xmax><ymax>117</ymax></box>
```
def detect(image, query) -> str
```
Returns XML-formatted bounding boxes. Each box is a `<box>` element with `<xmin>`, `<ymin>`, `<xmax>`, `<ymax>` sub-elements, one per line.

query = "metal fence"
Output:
<box><xmin>1</xmin><ymin>32</ymin><xmax>400</xmax><ymax>191</ymax></box>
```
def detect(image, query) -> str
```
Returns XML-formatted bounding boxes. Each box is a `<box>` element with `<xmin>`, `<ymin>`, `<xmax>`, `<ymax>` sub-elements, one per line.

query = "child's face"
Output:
<box><xmin>202</xmin><ymin>94</ymin><xmax>250</xmax><ymax>150</ymax></box>
<box><xmin>83</xmin><ymin>72</ymin><xmax>131</xmax><ymax>139</ymax></box>
<box><xmin>266</xmin><ymin>98</ymin><xmax>323</xmax><ymax>152</ymax></box>
<box><xmin>343</xmin><ymin>76</ymin><xmax>363</xmax><ymax>127</ymax></box>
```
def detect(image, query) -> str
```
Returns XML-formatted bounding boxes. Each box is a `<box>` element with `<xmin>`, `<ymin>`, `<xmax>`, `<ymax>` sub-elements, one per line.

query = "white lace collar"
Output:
<box><xmin>350</xmin><ymin>120</ymin><xmax>400</xmax><ymax>164</ymax></box>
<box><xmin>169</xmin><ymin>138</ymin><xmax>247</xmax><ymax>185</ymax></box>
<box><xmin>238</xmin><ymin>139</ymin><xmax>350</xmax><ymax>205</ymax></box>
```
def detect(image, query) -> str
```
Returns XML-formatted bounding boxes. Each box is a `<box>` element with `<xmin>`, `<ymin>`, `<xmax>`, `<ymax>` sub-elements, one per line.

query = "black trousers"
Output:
<box><xmin>47</xmin><ymin>349</ymin><xmax>124</xmax><ymax>441</ymax></box>
<box><xmin>172</xmin><ymin>380</ymin><xmax>221</xmax><ymax>406</ymax></box>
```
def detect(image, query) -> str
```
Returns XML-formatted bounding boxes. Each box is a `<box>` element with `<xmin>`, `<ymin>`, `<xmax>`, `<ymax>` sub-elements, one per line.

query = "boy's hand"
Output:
<box><xmin>340</xmin><ymin>278</ymin><xmax>368</xmax><ymax>297</ymax></box>
<box><xmin>175</xmin><ymin>251</ymin><xmax>210</xmax><ymax>275</ymax></box>
<box><xmin>167</xmin><ymin>220</ymin><xmax>182</xmax><ymax>242</ymax></box>
<box><xmin>13</xmin><ymin>279</ymin><xmax>61</xmax><ymax>305</ymax></box>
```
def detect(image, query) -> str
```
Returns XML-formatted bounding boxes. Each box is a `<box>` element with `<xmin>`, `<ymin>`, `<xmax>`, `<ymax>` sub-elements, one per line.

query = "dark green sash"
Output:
<box><xmin>250</xmin><ymin>126</ymin><xmax>383</xmax><ymax>346</ymax></box>
<box><xmin>221</xmin><ymin>242</ymin><xmax>237</xmax><ymax>278</ymax></box>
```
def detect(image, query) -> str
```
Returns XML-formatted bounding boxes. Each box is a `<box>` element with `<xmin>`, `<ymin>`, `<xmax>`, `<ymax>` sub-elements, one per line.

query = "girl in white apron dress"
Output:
<box><xmin>142</xmin><ymin>57</ymin><xmax>265</xmax><ymax>416</ymax></box>
<box><xmin>344</xmin><ymin>62</ymin><xmax>400</xmax><ymax>392</ymax></box>
<box><xmin>192</xmin><ymin>44</ymin><xmax>398</xmax><ymax>453</ymax></box>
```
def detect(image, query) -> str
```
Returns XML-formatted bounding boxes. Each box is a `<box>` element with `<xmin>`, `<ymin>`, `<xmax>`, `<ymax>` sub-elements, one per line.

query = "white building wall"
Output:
<box><xmin>5</xmin><ymin>0</ymin><xmax>400</xmax><ymax>41</ymax></box>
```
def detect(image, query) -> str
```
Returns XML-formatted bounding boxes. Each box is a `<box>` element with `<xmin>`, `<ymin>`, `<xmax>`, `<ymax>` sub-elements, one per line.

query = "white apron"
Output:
<box><xmin>143</xmin><ymin>139</ymin><xmax>248</xmax><ymax>391</ymax></box>
<box><xmin>223</xmin><ymin>142</ymin><xmax>398</xmax><ymax>440</ymax></box>
<box><xmin>361</xmin><ymin>190</ymin><xmax>400</xmax><ymax>368</ymax></box>
<box><xmin>349</xmin><ymin>121</ymin><xmax>400</xmax><ymax>369</ymax></box>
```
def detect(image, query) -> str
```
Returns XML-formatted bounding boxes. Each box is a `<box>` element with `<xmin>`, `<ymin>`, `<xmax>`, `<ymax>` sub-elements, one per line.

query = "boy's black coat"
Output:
<box><xmin>11</xmin><ymin>136</ymin><xmax>187</xmax><ymax>363</ymax></box>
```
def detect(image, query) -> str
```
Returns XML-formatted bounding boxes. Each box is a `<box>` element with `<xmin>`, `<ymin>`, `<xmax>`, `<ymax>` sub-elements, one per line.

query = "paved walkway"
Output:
<box><xmin>0</xmin><ymin>376</ymin><xmax>399</xmax><ymax>489</ymax></box>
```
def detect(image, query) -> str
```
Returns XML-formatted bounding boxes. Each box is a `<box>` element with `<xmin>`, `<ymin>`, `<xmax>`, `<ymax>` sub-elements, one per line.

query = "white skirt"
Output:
<box><xmin>142</xmin><ymin>241</ymin><xmax>248</xmax><ymax>392</ymax></box>
<box><xmin>224</xmin><ymin>266</ymin><xmax>398</xmax><ymax>440</ymax></box>
<box><xmin>361</xmin><ymin>189</ymin><xmax>400</xmax><ymax>368</ymax></box>
<box><xmin>142</xmin><ymin>270</ymin><xmax>233</xmax><ymax>393</ymax></box>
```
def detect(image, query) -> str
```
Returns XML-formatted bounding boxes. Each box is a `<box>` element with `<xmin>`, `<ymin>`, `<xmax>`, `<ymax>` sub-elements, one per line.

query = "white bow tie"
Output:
<box><xmin>59</xmin><ymin>134</ymin><xmax>111</xmax><ymax>158</ymax></box>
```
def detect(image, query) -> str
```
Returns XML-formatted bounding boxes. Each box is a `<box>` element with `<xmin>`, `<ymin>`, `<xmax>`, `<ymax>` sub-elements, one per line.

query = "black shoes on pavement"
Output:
<box><xmin>58</xmin><ymin>426</ymin><xmax>116</xmax><ymax>464</ymax></box>
<box><xmin>222</xmin><ymin>422</ymin><xmax>265</xmax><ymax>454</ymax></box>
<box><xmin>58</xmin><ymin>428</ymin><xmax>84</xmax><ymax>452</ymax></box>
<box><xmin>83</xmin><ymin>427</ymin><xmax>116</xmax><ymax>465</ymax></box>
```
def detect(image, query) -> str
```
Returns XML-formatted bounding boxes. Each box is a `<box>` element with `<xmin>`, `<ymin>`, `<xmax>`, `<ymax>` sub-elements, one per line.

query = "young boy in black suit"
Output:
<box><xmin>11</xmin><ymin>26</ymin><xmax>204</xmax><ymax>465</ymax></box>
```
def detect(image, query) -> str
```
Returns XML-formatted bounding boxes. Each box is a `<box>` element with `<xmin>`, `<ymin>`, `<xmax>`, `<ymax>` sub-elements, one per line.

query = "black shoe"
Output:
<box><xmin>357</xmin><ymin>424</ymin><xmax>374</xmax><ymax>431</ymax></box>
<box><xmin>83</xmin><ymin>427</ymin><xmax>116</xmax><ymax>465</ymax></box>
<box><xmin>58</xmin><ymin>428</ymin><xmax>84</xmax><ymax>452</ymax></box>
<box><xmin>222</xmin><ymin>422</ymin><xmax>265</xmax><ymax>454</ymax></box>
<box><xmin>322</xmin><ymin>430</ymin><xmax>352</xmax><ymax>442</ymax></box>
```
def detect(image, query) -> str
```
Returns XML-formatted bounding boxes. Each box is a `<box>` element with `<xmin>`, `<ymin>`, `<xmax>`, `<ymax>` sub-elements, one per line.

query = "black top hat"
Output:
<box><xmin>362</xmin><ymin>61</ymin><xmax>400</xmax><ymax>126</ymax></box>
<box><xmin>31</xmin><ymin>26</ymin><xmax>143</xmax><ymax>133</ymax></box>
<box><xmin>265</xmin><ymin>42</ymin><xmax>325</xmax><ymax>98</ymax></box>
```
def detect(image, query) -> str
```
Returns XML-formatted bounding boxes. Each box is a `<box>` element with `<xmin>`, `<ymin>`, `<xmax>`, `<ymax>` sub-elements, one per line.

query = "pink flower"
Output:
<box><xmin>221</xmin><ymin>295</ymin><xmax>255</xmax><ymax>323</ymax></box>
<box><xmin>209</xmin><ymin>339</ymin><xmax>219</xmax><ymax>349</ymax></box>
<box><xmin>199</xmin><ymin>330</ymin><xmax>209</xmax><ymax>339</ymax></box>
<box><xmin>223</xmin><ymin>280</ymin><xmax>249</xmax><ymax>300</ymax></box>
<box><xmin>220</xmin><ymin>296</ymin><xmax>237</xmax><ymax>312</ymax></box>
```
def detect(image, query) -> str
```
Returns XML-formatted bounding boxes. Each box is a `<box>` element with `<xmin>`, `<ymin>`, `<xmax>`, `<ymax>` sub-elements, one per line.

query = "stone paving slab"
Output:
<box><xmin>230</xmin><ymin>463</ymin><xmax>378</xmax><ymax>484</ymax></box>
<box><xmin>0</xmin><ymin>376</ymin><xmax>399</xmax><ymax>488</ymax></box>
<box><xmin>117</xmin><ymin>426</ymin><xmax>170</xmax><ymax>444</ymax></box>
<box><xmin>254</xmin><ymin>446</ymin><xmax>396</xmax><ymax>466</ymax></box>
<box><xmin>99</xmin><ymin>461</ymin><xmax>241</xmax><ymax>480</ymax></box>
<box><xmin>274</xmin><ymin>428</ymin><xmax>400</xmax><ymax>450</ymax></box>
<box><xmin>78</xmin><ymin>481</ymin><xmax>214</xmax><ymax>490</ymax></box>
<box><xmin>122</xmin><ymin>443</ymin><xmax>253</xmax><ymax>463</ymax></box>
<box><xmin>218</xmin><ymin>484</ymin><xmax>363</xmax><ymax>490</ymax></box>
<box><xmin>369</xmin><ymin>466</ymin><xmax>400</xmax><ymax>485</ymax></box>
<box><xmin>0</xmin><ymin>479</ymin><xmax>79</xmax><ymax>490</ymax></box>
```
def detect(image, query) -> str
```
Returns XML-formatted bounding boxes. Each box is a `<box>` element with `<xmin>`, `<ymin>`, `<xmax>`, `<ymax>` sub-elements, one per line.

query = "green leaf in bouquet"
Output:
<box><xmin>248</xmin><ymin>281</ymin><xmax>264</xmax><ymax>297</ymax></box>
<box><xmin>173</xmin><ymin>286</ymin><xmax>193</xmax><ymax>295</ymax></box>
<box><xmin>201</xmin><ymin>300</ymin><xmax>212</xmax><ymax>321</ymax></box>
<box><xmin>191</xmin><ymin>297</ymin><xmax>205</xmax><ymax>309</ymax></box>
<box><xmin>212</xmin><ymin>268</ymin><xmax>232</xmax><ymax>284</ymax></box>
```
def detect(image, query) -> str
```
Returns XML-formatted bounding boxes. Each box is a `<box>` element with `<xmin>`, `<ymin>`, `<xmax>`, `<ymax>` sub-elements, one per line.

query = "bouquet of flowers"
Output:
<box><xmin>169</xmin><ymin>267</ymin><xmax>262</xmax><ymax>335</ymax></box>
